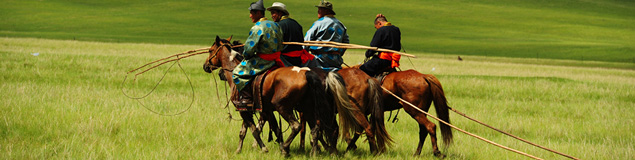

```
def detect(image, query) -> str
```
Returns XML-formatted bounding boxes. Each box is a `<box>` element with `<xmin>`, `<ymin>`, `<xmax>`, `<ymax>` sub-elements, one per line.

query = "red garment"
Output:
<box><xmin>257</xmin><ymin>52</ymin><xmax>285</xmax><ymax>67</ymax></box>
<box><xmin>282</xmin><ymin>49</ymin><xmax>315</xmax><ymax>64</ymax></box>
<box><xmin>378</xmin><ymin>52</ymin><xmax>401</xmax><ymax>68</ymax></box>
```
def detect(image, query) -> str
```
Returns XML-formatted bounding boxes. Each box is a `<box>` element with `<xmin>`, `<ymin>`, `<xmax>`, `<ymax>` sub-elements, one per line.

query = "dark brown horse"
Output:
<box><xmin>345</xmin><ymin>68</ymin><xmax>454</xmax><ymax>157</ymax></box>
<box><xmin>297</xmin><ymin>68</ymin><xmax>393</xmax><ymax>154</ymax></box>
<box><xmin>203</xmin><ymin>36</ymin><xmax>358</xmax><ymax>156</ymax></box>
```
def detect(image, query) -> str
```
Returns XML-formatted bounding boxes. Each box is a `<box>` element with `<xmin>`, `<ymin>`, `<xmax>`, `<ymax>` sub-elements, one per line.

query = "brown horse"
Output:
<box><xmin>203</xmin><ymin>36</ymin><xmax>358</xmax><ymax>156</ymax></box>
<box><xmin>345</xmin><ymin>68</ymin><xmax>454</xmax><ymax>157</ymax></box>
<box><xmin>337</xmin><ymin>68</ymin><xmax>393</xmax><ymax>153</ymax></box>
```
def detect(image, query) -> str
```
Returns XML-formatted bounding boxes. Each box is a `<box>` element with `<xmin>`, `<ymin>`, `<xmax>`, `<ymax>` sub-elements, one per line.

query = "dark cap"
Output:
<box><xmin>315</xmin><ymin>0</ymin><xmax>335</xmax><ymax>15</ymax></box>
<box><xmin>249</xmin><ymin>0</ymin><xmax>265</xmax><ymax>11</ymax></box>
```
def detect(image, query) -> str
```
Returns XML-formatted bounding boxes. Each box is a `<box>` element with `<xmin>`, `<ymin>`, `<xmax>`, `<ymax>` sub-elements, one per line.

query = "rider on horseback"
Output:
<box><xmin>267</xmin><ymin>2</ymin><xmax>316</xmax><ymax>67</ymax></box>
<box><xmin>304</xmin><ymin>1</ymin><xmax>349</xmax><ymax>71</ymax></box>
<box><xmin>232</xmin><ymin>0</ymin><xmax>284</xmax><ymax>108</ymax></box>
<box><xmin>359</xmin><ymin>14</ymin><xmax>402</xmax><ymax>77</ymax></box>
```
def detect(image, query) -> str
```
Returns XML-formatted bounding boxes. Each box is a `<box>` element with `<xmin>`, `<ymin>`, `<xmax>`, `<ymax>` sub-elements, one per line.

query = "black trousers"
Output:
<box><xmin>359</xmin><ymin>57</ymin><xmax>392</xmax><ymax>77</ymax></box>
<box><xmin>281</xmin><ymin>55</ymin><xmax>302</xmax><ymax>67</ymax></box>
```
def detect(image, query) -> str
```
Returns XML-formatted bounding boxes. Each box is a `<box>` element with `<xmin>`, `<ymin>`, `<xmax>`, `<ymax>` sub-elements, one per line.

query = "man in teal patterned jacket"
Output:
<box><xmin>232</xmin><ymin>0</ymin><xmax>284</xmax><ymax>108</ymax></box>
<box><xmin>304</xmin><ymin>0</ymin><xmax>349</xmax><ymax>71</ymax></box>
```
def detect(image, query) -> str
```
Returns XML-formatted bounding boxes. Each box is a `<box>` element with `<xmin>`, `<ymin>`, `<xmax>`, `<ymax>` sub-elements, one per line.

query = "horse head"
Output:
<box><xmin>203</xmin><ymin>36</ymin><xmax>235</xmax><ymax>73</ymax></box>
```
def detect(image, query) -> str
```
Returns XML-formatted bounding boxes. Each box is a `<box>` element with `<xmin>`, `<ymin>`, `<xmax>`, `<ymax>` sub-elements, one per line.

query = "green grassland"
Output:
<box><xmin>1</xmin><ymin>0</ymin><xmax>634</xmax><ymax>63</ymax></box>
<box><xmin>1</xmin><ymin>0</ymin><xmax>634</xmax><ymax>159</ymax></box>
<box><xmin>1</xmin><ymin>37</ymin><xmax>633</xmax><ymax>159</ymax></box>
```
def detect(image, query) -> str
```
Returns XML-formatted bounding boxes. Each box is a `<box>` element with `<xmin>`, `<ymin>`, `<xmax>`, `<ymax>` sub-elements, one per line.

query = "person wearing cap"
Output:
<box><xmin>359</xmin><ymin>14</ymin><xmax>402</xmax><ymax>77</ymax></box>
<box><xmin>231</xmin><ymin>0</ymin><xmax>284</xmax><ymax>108</ymax></box>
<box><xmin>304</xmin><ymin>0</ymin><xmax>349</xmax><ymax>71</ymax></box>
<box><xmin>267</xmin><ymin>2</ymin><xmax>316</xmax><ymax>67</ymax></box>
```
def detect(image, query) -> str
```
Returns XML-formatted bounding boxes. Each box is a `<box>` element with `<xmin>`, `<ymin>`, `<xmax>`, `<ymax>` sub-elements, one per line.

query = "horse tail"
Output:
<box><xmin>305</xmin><ymin>70</ymin><xmax>337</xmax><ymax>143</ymax></box>
<box><xmin>325</xmin><ymin>71</ymin><xmax>360</xmax><ymax>142</ymax></box>
<box><xmin>424</xmin><ymin>75</ymin><xmax>454</xmax><ymax>146</ymax></box>
<box><xmin>367</xmin><ymin>78</ymin><xmax>393</xmax><ymax>152</ymax></box>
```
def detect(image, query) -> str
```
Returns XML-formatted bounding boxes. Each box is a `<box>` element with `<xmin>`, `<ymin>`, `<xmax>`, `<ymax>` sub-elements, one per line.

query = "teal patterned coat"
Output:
<box><xmin>232</xmin><ymin>18</ymin><xmax>284</xmax><ymax>91</ymax></box>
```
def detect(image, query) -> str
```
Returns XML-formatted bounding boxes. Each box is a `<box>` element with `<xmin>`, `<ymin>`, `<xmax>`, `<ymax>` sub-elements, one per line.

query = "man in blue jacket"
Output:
<box><xmin>304</xmin><ymin>1</ymin><xmax>349</xmax><ymax>71</ymax></box>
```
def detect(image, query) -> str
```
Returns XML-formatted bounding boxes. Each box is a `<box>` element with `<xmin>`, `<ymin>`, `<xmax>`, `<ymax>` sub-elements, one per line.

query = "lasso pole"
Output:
<box><xmin>283</xmin><ymin>41</ymin><xmax>416</xmax><ymax>58</ymax></box>
<box><xmin>448</xmin><ymin>107</ymin><xmax>579</xmax><ymax>159</ymax></box>
<box><xmin>381</xmin><ymin>86</ymin><xmax>544</xmax><ymax>160</ymax></box>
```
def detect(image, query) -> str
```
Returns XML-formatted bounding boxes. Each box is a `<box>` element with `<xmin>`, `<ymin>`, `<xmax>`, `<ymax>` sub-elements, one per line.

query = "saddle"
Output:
<box><xmin>234</xmin><ymin>67</ymin><xmax>277</xmax><ymax>112</ymax></box>
<box><xmin>373</xmin><ymin>68</ymin><xmax>397</xmax><ymax>83</ymax></box>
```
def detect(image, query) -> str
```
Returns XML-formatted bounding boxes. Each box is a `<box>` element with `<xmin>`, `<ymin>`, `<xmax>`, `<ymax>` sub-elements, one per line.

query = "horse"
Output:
<box><xmin>345</xmin><ymin>68</ymin><xmax>454</xmax><ymax>157</ymax></box>
<box><xmin>203</xmin><ymin>36</ymin><xmax>358</xmax><ymax>156</ymax></box>
<box><xmin>336</xmin><ymin>68</ymin><xmax>393</xmax><ymax>153</ymax></box>
<box><xmin>297</xmin><ymin>68</ymin><xmax>392</xmax><ymax>154</ymax></box>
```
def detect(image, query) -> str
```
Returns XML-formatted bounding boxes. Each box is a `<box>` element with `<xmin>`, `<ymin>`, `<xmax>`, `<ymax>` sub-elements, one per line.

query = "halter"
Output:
<box><xmin>207</xmin><ymin>42</ymin><xmax>233</xmax><ymax>67</ymax></box>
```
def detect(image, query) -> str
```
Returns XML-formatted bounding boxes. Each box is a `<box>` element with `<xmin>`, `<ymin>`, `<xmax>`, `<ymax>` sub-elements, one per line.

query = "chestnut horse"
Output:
<box><xmin>345</xmin><ymin>69</ymin><xmax>454</xmax><ymax>157</ymax></box>
<box><xmin>337</xmin><ymin>68</ymin><xmax>393</xmax><ymax>153</ymax></box>
<box><xmin>203</xmin><ymin>36</ymin><xmax>358</xmax><ymax>156</ymax></box>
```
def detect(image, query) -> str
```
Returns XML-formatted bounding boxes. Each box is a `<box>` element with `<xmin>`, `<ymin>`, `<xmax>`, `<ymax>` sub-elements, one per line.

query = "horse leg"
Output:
<box><xmin>403</xmin><ymin>100</ymin><xmax>443</xmax><ymax>157</ymax></box>
<box><xmin>308</xmin><ymin>120</ymin><xmax>321</xmax><ymax>156</ymax></box>
<box><xmin>251</xmin><ymin>114</ymin><xmax>266</xmax><ymax>148</ymax></box>
<box><xmin>360</xmin><ymin>115</ymin><xmax>378</xmax><ymax>154</ymax></box>
<box><xmin>235</xmin><ymin>120</ymin><xmax>248</xmax><ymax>154</ymax></box>
<box><xmin>346</xmin><ymin>131</ymin><xmax>361</xmax><ymax>151</ymax></box>
<box><xmin>265</xmin><ymin>111</ymin><xmax>283</xmax><ymax>144</ymax></box>
<box><xmin>298</xmin><ymin>112</ymin><xmax>307</xmax><ymax>152</ymax></box>
<box><xmin>278</xmin><ymin>109</ymin><xmax>301</xmax><ymax>157</ymax></box>
<box><xmin>416</xmin><ymin>118</ymin><xmax>442</xmax><ymax>157</ymax></box>
<box><xmin>262</xmin><ymin>110</ymin><xmax>284</xmax><ymax>153</ymax></box>
<box><xmin>241</xmin><ymin>112</ymin><xmax>269</xmax><ymax>153</ymax></box>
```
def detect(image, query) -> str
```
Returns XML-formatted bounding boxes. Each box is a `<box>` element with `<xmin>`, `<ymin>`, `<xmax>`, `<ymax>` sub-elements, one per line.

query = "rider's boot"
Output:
<box><xmin>232</xmin><ymin>85</ymin><xmax>253</xmax><ymax>108</ymax></box>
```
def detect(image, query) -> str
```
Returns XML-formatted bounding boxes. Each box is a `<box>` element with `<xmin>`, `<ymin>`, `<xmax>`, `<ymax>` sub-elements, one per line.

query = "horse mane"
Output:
<box><xmin>230</xmin><ymin>40</ymin><xmax>244</xmax><ymax>62</ymax></box>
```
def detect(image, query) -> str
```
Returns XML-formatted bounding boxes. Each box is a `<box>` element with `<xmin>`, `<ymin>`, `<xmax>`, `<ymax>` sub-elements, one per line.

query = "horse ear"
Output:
<box><xmin>227</xmin><ymin>35</ymin><xmax>233</xmax><ymax>42</ymax></box>
<box><xmin>214</xmin><ymin>36</ymin><xmax>221</xmax><ymax>45</ymax></box>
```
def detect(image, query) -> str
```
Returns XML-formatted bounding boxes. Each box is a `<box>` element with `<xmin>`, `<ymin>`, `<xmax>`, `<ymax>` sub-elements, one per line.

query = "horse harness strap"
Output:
<box><xmin>251</xmin><ymin>69</ymin><xmax>274</xmax><ymax>112</ymax></box>
<box><xmin>375</xmin><ymin>71</ymin><xmax>400</xmax><ymax>123</ymax></box>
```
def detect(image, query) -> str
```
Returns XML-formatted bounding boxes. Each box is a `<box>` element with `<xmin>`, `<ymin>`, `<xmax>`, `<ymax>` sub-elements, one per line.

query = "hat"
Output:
<box><xmin>248</xmin><ymin>0</ymin><xmax>265</xmax><ymax>11</ymax></box>
<box><xmin>267</xmin><ymin>2</ymin><xmax>289</xmax><ymax>15</ymax></box>
<box><xmin>315</xmin><ymin>0</ymin><xmax>335</xmax><ymax>15</ymax></box>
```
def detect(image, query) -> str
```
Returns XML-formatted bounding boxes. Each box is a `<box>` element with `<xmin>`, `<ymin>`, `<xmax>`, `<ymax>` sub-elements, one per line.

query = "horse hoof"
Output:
<box><xmin>433</xmin><ymin>151</ymin><xmax>446</xmax><ymax>158</ymax></box>
<box><xmin>282</xmin><ymin>149</ymin><xmax>290</xmax><ymax>157</ymax></box>
<box><xmin>346</xmin><ymin>144</ymin><xmax>357</xmax><ymax>151</ymax></box>
<box><xmin>235</xmin><ymin>149</ymin><xmax>242</xmax><ymax>154</ymax></box>
<box><xmin>261</xmin><ymin>147</ymin><xmax>269</xmax><ymax>153</ymax></box>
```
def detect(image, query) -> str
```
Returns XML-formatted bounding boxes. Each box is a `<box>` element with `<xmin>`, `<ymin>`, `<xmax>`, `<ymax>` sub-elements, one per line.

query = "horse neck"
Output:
<box><xmin>219</xmin><ymin>47</ymin><xmax>241</xmax><ymax>86</ymax></box>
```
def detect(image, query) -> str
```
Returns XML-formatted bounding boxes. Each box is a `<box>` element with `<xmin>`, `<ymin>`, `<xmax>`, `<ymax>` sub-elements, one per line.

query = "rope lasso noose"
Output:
<box><xmin>121</xmin><ymin>54</ymin><xmax>194</xmax><ymax>116</ymax></box>
<box><xmin>121</xmin><ymin>44</ymin><xmax>228</xmax><ymax>116</ymax></box>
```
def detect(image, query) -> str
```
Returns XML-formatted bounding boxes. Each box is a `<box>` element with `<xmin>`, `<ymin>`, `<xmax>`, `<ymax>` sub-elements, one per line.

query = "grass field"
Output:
<box><xmin>1</xmin><ymin>37</ymin><xmax>633</xmax><ymax>159</ymax></box>
<box><xmin>1</xmin><ymin>0</ymin><xmax>634</xmax><ymax>63</ymax></box>
<box><xmin>2</xmin><ymin>0</ymin><xmax>634</xmax><ymax>159</ymax></box>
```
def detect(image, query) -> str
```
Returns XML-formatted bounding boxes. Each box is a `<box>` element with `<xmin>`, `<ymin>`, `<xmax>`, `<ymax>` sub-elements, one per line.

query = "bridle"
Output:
<box><xmin>206</xmin><ymin>42</ymin><xmax>233</xmax><ymax>68</ymax></box>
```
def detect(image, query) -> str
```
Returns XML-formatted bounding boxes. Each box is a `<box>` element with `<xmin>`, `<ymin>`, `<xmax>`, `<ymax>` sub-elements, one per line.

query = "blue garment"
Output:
<box><xmin>232</xmin><ymin>18</ymin><xmax>283</xmax><ymax>91</ymax></box>
<box><xmin>304</xmin><ymin>15</ymin><xmax>349</xmax><ymax>71</ymax></box>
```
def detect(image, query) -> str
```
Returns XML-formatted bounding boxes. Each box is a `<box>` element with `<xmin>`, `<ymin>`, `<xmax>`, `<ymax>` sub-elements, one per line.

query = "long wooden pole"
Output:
<box><xmin>127</xmin><ymin>47</ymin><xmax>209</xmax><ymax>73</ymax></box>
<box><xmin>283</xmin><ymin>41</ymin><xmax>416</xmax><ymax>58</ymax></box>
<box><xmin>448</xmin><ymin>107</ymin><xmax>579</xmax><ymax>159</ymax></box>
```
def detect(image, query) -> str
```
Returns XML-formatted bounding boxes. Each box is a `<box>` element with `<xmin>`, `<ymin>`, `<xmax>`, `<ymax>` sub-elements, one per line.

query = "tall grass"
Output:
<box><xmin>1</xmin><ymin>37</ymin><xmax>633</xmax><ymax>159</ymax></box>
